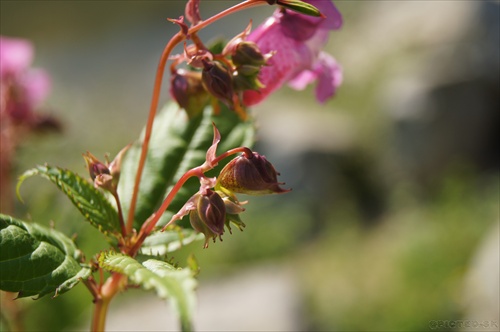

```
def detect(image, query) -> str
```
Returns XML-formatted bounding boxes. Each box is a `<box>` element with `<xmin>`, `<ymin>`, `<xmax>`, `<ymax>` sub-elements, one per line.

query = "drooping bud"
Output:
<box><xmin>231</xmin><ymin>41</ymin><xmax>266</xmax><ymax>68</ymax></box>
<box><xmin>189</xmin><ymin>189</ymin><xmax>226</xmax><ymax>248</ymax></box>
<box><xmin>216</xmin><ymin>152</ymin><xmax>291</xmax><ymax>195</ymax></box>
<box><xmin>201</xmin><ymin>60</ymin><xmax>234</xmax><ymax>106</ymax></box>
<box><xmin>170</xmin><ymin>69</ymin><xmax>210</xmax><ymax>119</ymax></box>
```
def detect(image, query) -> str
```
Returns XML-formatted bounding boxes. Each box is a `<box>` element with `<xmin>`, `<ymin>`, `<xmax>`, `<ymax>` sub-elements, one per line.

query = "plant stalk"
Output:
<box><xmin>90</xmin><ymin>273</ymin><xmax>126</xmax><ymax>332</ymax></box>
<box><xmin>125</xmin><ymin>0</ymin><xmax>268</xmax><ymax>234</ymax></box>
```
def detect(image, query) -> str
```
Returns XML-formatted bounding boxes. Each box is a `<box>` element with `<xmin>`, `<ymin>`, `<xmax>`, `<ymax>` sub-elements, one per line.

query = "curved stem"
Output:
<box><xmin>128</xmin><ymin>146</ymin><xmax>253</xmax><ymax>257</ymax></box>
<box><xmin>126</xmin><ymin>0</ymin><xmax>268</xmax><ymax>240</ymax></box>
<box><xmin>126</xmin><ymin>31</ymin><xmax>185</xmax><ymax>233</ymax></box>
<box><xmin>128</xmin><ymin>167</ymin><xmax>202</xmax><ymax>256</ymax></box>
<box><xmin>212</xmin><ymin>146</ymin><xmax>253</xmax><ymax>165</ymax></box>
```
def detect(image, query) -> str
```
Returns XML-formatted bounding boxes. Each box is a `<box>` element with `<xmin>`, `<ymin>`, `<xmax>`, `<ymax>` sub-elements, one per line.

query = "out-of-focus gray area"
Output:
<box><xmin>1</xmin><ymin>1</ymin><xmax>498</xmax><ymax>331</ymax></box>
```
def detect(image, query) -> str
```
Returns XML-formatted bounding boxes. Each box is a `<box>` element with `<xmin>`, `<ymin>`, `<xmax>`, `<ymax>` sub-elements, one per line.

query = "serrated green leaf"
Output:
<box><xmin>119</xmin><ymin>101</ymin><xmax>255</xmax><ymax>229</ymax></box>
<box><xmin>98</xmin><ymin>251</ymin><xmax>196</xmax><ymax>331</ymax></box>
<box><xmin>17</xmin><ymin>165</ymin><xmax>121</xmax><ymax>236</ymax></box>
<box><xmin>0</xmin><ymin>214</ymin><xmax>91</xmax><ymax>298</ymax></box>
<box><xmin>139</xmin><ymin>229</ymin><xmax>204</xmax><ymax>256</ymax></box>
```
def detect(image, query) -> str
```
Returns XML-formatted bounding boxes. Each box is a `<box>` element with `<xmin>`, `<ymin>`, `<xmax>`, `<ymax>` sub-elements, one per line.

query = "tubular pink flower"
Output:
<box><xmin>242</xmin><ymin>0</ymin><xmax>342</xmax><ymax>106</ymax></box>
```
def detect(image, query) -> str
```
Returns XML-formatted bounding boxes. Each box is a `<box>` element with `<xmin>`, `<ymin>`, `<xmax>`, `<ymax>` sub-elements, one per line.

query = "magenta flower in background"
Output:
<box><xmin>0</xmin><ymin>36</ymin><xmax>52</xmax><ymax>124</ymax></box>
<box><xmin>242</xmin><ymin>0</ymin><xmax>343</xmax><ymax>106</ymax></box>
<box><xmin>1</xmin><ymin>36</ymin><xmax>58</xmax><ymax>213</ymax></box>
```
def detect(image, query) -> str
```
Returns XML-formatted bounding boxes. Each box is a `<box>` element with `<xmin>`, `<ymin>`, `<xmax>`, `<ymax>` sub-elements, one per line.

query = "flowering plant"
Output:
<box><xmin>0</xmin><ymin>0</ymin><xmax>341</xmax><ymax>330</ymax></box>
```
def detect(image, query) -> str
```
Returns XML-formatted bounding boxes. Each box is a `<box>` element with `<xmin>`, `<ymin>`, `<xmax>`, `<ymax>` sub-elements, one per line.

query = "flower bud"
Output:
<box><xmin>82</xmin><ymin>151</ymin><xmax>114</xmax><ymax>193</ymax></box>
<box><xmin>217</xmin><ymin>152</ymin><xmax>291</xmax><ymax>195</ymax></box>
<box><xmin>189</xmin><ymin>189</ymin><xmax>226</xmax><ymax>248</ymax></box>
<box><xmin>201</xmin><ymin>60</ymin><xmax>234</xmax><ymax>106</ymax></box>
<box><xmin>83</xmin><ymin>152</ymin><xmax>110</xmax><ymax>181</ymax></box>
<box><xmin>231</xmin><ymin>41</ymin><xmax>266</xmax><ymax>68</ymax></box>
<box><xmin>170</xmin><ymin>69</ymin><xmax>210</xmax><ymax>119</ymax></box>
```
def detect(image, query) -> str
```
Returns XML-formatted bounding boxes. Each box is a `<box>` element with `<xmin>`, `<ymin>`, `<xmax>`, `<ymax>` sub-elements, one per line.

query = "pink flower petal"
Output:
<box><xmin>243</xmin><ymin>21</ymin><xmax>312</xmax><ymax>106</ymax></box>
<box><xmin>288</xmin><ymin>69</ymin><xmax>317</xmax><ymax>90</ymax></box>
<box><xmin>0</xmin><ymin>36</ymin><xmax>34</xmax><ymax>77</ymax></box>
<box><xmin>313</xmin><ymin>52</ymin><xmax>342</xmax><ymax>103</ymax></box>
<box><xmin>242</xmin><ymin>1</ymin><xmax>342</xmax><ymax>106</ymax></box>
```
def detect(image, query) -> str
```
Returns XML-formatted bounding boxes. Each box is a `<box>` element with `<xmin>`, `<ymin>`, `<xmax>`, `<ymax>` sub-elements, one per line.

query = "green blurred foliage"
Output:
<box><xmin>297</xmin><ymin>171</ymin><xmax>498</xmax><ymax>330</ymax></box>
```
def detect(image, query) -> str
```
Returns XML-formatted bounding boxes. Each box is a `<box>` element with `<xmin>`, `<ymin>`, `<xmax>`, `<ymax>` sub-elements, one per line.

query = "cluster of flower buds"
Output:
<box><xmin>168</xmin><ymin>0</ymin><xmax>342</xmax><ymax>118</ymax></box>
<box><xmin>169</xmin><ymin>15</ymin><xmax>273</xmax><ymax>120</ymax></box>
<box><xmin>163</xmin><ymin>126</ymin><xmax>289</xmax><ymax>248</ymax></box>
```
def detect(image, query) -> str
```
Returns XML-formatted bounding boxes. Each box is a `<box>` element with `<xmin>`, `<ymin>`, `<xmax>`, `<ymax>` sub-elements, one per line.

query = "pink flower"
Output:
<box><xmin>242</xmin><ymin>0</ymin><xmax>343</xmax><ymax>106</ymax></box>
<box><xmin>0</xmin><ymin>36</ymin><xmax>52</xmax><ymax>124</ymax></box>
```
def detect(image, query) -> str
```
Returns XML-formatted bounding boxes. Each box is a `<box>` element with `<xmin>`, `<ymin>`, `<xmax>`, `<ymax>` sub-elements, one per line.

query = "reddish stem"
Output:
<box><xmin>125</xmin><ymin>31</ymin><xmax>184</xmax><ymax>233</ymax></box>
<box><xmin>212</xmin><ymin>146</ymin><xmax>253</xmax><ymax>165</ymax></box>
<box><xmin>126</xmin><ymin>0</ymin><xmax>268</xmax><ymax>234</ymax></box>
<box><xmin>128</xmin><ymin>166</ymin><xmax>203</xmax><ymax>256</ymax></box>
<box><xmin>90</xmin><ymin>273</ymin><xmax>126</xmax><ymax>332</ymax></box>
<box><xmin>112</xmin><ymin>192</ymin><xmax>127</xmax><ymax>238</ymax></box>
<box><xmin>127</xmin><ymin>145</ymin><xmax>253</xmax><ymax>257</ymax></box>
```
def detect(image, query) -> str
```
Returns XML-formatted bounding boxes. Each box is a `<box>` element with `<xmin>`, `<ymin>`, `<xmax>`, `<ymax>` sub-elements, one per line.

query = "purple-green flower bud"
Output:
<box><xmin>189</xmin><ymin>189</ymin><xmax>226</xmax><ymax>248</ymax></box>
<box><xmin>201</xmin><ymin>60</ymin><xmax>234</xmax><ymax>106</ymax></box>
<box><xmin>232</xmin><ymin>41</ymin><xmax>266</xmax><ymax>68</ymax></box>
<box><xmin>83</xmin><ymin>152</ymin><xmax>110</xmax><ymax>181</ymax></box>
<box><xmin>82</xmin><ymin>151</ymin><xmax>115</xmax><ymax>193</ymax></box>
<box><xmin>170</xmin><ymin>70</ymin><xmax>210</xmax><ymax>119</ymax></box>
<box><xmin>217</xmin><ymin>152</ymin><xmax>291</xmax><ymax>195</ymax></box>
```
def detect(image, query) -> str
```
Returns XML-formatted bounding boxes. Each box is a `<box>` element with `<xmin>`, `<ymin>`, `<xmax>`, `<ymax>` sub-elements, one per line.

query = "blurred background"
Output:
<box><xmin>1</xmin><ymin>1</ymin><xmax>499</xmax><ymax>331</ymax></box>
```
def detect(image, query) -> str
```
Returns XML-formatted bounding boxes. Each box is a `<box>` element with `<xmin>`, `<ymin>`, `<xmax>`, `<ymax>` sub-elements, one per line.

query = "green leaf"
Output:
<box><xmin>17</xmin><ymin>165</ymin><xmax>121</xmax><ymax>236</ymax></box>
<box><xmin>98</xmin><ymin>251</ymin><xmax>197</xmax><ymax>331</ymax></box>
<box><xmin>119</xmin><ymin>101</ymin><xmax>255</xmax><ymax>229</ymax></box>
<box><xmin>139</xmin><ymin>229</ymin><xmax>204</xmax><ymax>256</ymax></box>
<box><xmin>0</xmin><ymin>214</ymin><xmax>91</xmax><ymax>298</ymax></box>
<box><xmin>277</xmin><ymin>0</ymin><xmax>322</xmax><ymax>17</ymax></box>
